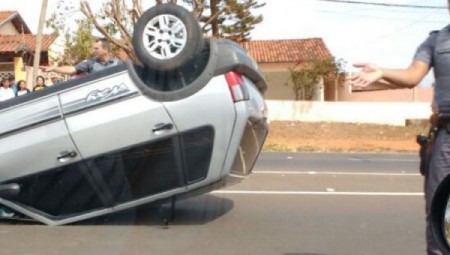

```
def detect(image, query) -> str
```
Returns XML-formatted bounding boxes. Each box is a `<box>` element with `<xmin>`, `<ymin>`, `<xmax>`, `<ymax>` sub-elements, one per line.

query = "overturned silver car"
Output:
<box><xmin>0</xmin><ymin>4</ymin><xmax>268</xmax><ymax>225</ymax></box>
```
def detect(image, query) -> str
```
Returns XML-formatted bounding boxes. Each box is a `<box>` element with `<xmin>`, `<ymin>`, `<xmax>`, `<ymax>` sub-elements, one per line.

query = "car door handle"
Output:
<box><xmin>0</xmin><ymin>183</ymin><xmax>20</xmax><ymax>198</ymax></box>
<box><xmin>57</xmin><ymin>150</ymin><xmax>78</xmax><ymax>162</ymax></box>
<box><xmin>152</xmin><ymin>123</ymin><xmax>174</xmax><ymax>132</ymax></box>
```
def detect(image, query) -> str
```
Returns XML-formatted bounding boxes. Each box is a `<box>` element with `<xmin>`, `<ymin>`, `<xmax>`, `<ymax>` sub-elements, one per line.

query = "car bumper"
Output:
<box><xmin>222</xmin><ymin>107</ymin><xmax>268</xmax><ymax>187</ymax></box>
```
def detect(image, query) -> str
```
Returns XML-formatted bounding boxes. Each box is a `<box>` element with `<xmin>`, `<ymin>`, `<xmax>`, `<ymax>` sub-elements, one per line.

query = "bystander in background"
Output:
<box><xmin>15</xmin><ymin>80</ymin><xmax>30</xmax><ymax>97</ymax></box>
<box><xmin>0</xmin><ymin>77</ymin><xmax>15</xmax><ymax>101</ymax></box>
<box><xmin>33</xmin><ymin>75</ymin><xmax>47</xmax><ymax>92</ymax></box>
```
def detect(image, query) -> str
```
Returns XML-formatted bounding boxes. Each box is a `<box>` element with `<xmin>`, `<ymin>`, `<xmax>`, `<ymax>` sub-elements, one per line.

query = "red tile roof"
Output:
<box><xmin>0</xmin><ymin>34</ymin><xmax>58</xmax><ymax>53</ymax></box>
<box><xmin>0</xmin><ymin>11</ymin><xmax>32</xmax><ymax>34</ymax></box>
<box><xmin>0</xmin><ymin>11</ymin><xmax>15</xmax><ymax>24</ymax></box>
<box><xmin>240</xmin><ymin>38</ymin><xmax>333</xmax><ymax>63</ymax></box>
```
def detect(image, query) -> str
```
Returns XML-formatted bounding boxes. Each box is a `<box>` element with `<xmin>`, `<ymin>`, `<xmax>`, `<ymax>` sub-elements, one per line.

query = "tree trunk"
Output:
<box><xmin>32</xmin><ymin>0</ymin><xmax>49</xmax><ymax>84</ymax></box>
<box><xmin>210</xmin><ymin>0</ymin><xmax>219</xmax><ymax>37</ymax></box>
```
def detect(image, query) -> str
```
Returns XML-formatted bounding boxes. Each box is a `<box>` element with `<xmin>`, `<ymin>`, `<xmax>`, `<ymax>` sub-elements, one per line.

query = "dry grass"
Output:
<box><xmin>264</xmin><ymin>121</ymin><xmax>428</xmax><ymax>153</ymax></box>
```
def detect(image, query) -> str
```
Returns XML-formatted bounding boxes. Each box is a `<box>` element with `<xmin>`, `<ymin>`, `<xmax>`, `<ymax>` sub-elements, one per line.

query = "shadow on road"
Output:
<box><xmin>74</xmin><ymin>194</ymin><xmax>234</xmax><ymax>227</ymax></box>
<box><xmin>284</xmin><ymin>253</ymin><xmax>328</xmax><ymax>255</ymax></box>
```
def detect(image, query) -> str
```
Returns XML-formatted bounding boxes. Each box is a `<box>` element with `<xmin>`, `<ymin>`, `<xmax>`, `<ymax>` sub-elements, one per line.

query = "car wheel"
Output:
<box><xmin>132</xmin><ymin>3</ymin><xmax>204</xmax><ymax>71</ymax></box>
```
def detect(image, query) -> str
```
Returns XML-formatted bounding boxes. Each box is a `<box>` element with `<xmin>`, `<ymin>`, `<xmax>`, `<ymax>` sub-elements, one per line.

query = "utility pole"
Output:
<box><xmin>32</xmin><ymin>0</ymin><xmax>49</xmax><ymax>84</ymax></box>
<box><xmin>210</xmin><ymin>0</ymin><xmax>219</xmax><ymax>37</ymax></box>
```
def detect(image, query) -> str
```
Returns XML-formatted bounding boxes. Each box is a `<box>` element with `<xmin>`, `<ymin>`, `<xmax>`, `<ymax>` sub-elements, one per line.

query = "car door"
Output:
<box><xmin>60</xmin><ymin>72</ymin><xmax>183</xmax><ymax>206</ymax></box>
<box><xmin>162</xmin><ymin>75</ymin><xmax>237</xmax><ymax>184</ymax></box>
<box><xmin>0</xmin><ymin>95</ymin><xmax>105</xmax><ymax>219</ymax></box>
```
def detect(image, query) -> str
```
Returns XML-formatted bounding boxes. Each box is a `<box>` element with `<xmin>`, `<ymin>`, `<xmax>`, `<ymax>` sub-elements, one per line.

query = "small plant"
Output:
<box><xmin>286</xmin><ymin>57</ymin><xmax>346</xmax><ymax>101</ymax></box>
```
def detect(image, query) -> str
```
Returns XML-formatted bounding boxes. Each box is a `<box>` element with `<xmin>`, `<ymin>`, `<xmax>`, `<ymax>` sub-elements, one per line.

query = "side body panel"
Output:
<box><xmin>0</xmin><ymin>96</ymin><xmax>81</xmax><ymax>182</ymax></box>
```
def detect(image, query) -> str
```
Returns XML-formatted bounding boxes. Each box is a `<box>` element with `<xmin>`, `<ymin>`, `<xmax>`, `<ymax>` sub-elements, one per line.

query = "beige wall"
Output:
<box><xmin>260</xmin><ymin>62</ymin><xmax>324</xmax><ymax>101</ymax></box>
<box><xmin>264</xmin><ymin>71</ymin><xmax>295</xmax><ymax>100</ymax></box>
<box><xmin>259</xmin><ymin>63</ymin><xmax>294</xmax><ymax>99</ymax></box>
<box><xmin>0</xmin><ymin>22</ymin><xmax>18</xmax><ymax>35</ymax></box>
<box><xmin>259</xmin><ymin>62</ymin><xmax>293</xmax><ymax>72</ymax></box>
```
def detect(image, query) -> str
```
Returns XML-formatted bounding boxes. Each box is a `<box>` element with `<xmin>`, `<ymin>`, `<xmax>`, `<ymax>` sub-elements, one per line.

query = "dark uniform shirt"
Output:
<box><xmin>75</xmin><ymin>57</ymin><xmax>121</xmax><ymax>75</ymax></box>
<box><xmin>414</xmin><ymin>25</ymin><xmax>450</xmax><ymax>107</ymax></box>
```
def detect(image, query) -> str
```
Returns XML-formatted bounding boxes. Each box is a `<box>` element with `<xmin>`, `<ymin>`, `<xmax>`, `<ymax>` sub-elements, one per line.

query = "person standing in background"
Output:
<box><xmin>33</xmin><ymin>75</ymin><xmax>47</xmax><ymax>92</ymax></box>
<box><xmin>0</xmin><ymin>77</ymin><xmax>15</xmax><ymax>101</ymax></box>
<box><xmin>15</xmin><ymin>80</ymin><xmax>30</xmax><ymax>97</ymax></box>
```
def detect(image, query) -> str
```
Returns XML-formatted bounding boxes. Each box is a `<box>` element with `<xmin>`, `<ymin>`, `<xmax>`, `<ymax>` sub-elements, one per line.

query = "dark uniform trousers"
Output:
<box><xmin>426</xmin><ymin>130</ymin><xmax>450</xmax><ymax>255</ymax></box>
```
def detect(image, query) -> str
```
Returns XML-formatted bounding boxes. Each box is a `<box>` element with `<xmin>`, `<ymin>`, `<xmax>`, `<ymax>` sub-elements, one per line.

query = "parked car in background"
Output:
<box><xmin>0</xmin><ymin>3</ymin><xmax>268</xmax><ymax>225</ymax></box>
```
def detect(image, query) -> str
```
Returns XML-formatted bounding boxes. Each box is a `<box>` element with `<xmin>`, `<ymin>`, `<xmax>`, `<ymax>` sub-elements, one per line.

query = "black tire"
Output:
<box><xmin>132</xmin><ymin>4</ymin><xmax>204</xmax><ymax>71</ymax></box>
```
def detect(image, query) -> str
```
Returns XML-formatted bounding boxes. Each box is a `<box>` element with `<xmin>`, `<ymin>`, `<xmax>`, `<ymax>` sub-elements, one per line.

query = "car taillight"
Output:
<box><xmin>225</xmin><ymin>71</ymin><xmax>249</xmax><ymax>102</ymax></box>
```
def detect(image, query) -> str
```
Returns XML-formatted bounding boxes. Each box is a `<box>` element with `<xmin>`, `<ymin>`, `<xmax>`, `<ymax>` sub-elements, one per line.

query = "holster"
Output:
<box><xmin>417</xmin><ymin>113</ymin><xmax>438</xmax><ymax>176</ymax></box>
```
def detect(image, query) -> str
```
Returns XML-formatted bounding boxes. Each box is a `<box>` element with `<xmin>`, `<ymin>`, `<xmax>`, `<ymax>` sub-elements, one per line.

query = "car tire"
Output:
<box><xmin>132</xmin><ymin>3</ymin><xmax>204</xmax><ymax>71</ymax></box>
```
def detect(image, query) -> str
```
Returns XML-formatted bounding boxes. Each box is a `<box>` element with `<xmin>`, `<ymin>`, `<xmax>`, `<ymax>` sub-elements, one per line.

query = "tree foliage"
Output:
<box><xmin>46</xmin><ymin>0</ymin><xmax>265</xmax><ymax>63</ymax></box>
<box><xmin>218</xmin><ymin>0</ymin><xmax>264</xmax><ymax>42</ymax></box>
<box><xmin>60</xmin><ymin>19</ymin><xmax>94</xmax><ymax>66</ymax></box>
<box><xmin>183</xmin><ymin>0</ymin><xmax>265</xmax><ymax>42</ymax></box>
<box><xmin>45</xmin><ymin>1</ymin><xmax>94</xmax><ymax>65</ymax></box>
<box><xmin>286</xmin><ymin>58</ymin><xmax>347</xmax><ymax>101</ymax></box>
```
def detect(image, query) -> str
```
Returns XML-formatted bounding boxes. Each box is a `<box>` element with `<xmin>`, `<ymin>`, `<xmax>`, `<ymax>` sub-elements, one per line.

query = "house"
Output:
<box><xmin>242</xmin><ymin>38</ymin><xmax>433</xmax><ymax>103</ymax></box>
<box><xmin>240</xmin><ymin>38</ymin><xmax>333</xmax><ymax>100</ymax></box>
<box><xmin>0</xmin><ymin>11</ymin><xmax>57</xmax><ymax>84</ymax></box>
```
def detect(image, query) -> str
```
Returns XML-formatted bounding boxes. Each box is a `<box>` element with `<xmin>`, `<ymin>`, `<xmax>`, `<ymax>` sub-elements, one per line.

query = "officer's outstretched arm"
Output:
<box><xmin>351</xmin><ymin>60</ymin><xmax>429</xmax><ymax>89</ymax></box>
<box><xmin>381</xmin><ymin>60</ymin><xmax>430</xmax><ymax>88</ymax></box>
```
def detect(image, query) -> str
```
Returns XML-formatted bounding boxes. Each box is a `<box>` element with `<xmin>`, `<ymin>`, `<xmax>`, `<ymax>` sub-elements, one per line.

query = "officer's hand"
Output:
<box><xmin>350</xmin><ymin>63</ymin><xmax>383</xmax><ymax>88</ymax></box>
<box><xmin>39</xmin><ymin>66</ymin><xmax>53</xmax><ymax>72</ymax></box>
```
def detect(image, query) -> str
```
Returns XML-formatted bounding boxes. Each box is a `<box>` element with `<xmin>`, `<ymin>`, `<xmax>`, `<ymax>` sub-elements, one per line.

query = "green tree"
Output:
<box><xmin>183</xmin><ymin>0</ymin><xmax>265</xmax><ymax>42</ymax></box>
<box><xmin>219</xmin><ymin>0</ymin><xmax>265</xmax><ymax>42</ymax></box>
<box><xmin>286</xmin><ymin>58</ymin><xmax>347</xmax><ymax>101</ymax></box>
<box><xmin>45</xmin><ymin>1</ymin><xmax>94</xmax><ymax>65</ymax></box>
<box><xmin>60</xmin><ymin>19</ymin><xmax>94</xmax><ymax>66</ymax></box>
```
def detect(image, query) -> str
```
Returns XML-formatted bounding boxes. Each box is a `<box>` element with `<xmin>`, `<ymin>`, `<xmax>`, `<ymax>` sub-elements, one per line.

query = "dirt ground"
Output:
<box><xmin>263</xmin><ymin>121</ymin><xmax>429</xmax><ymax>153</ymax></box>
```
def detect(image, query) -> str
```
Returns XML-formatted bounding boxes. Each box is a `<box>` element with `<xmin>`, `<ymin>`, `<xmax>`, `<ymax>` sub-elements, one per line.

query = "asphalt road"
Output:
<box><xmin>0</xmin><ymin>152</ymin><xmax>426</xmax><ymax>255</ymax></box>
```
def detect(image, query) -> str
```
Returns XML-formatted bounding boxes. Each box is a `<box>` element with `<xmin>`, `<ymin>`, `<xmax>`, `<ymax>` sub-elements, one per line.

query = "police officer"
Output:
<box><xmin>350</xmin><ymin>12</ymin><xmax>450</xmax><ymax>255</ymax></box>
<box><xmin>41</xmin><ymin>38</ymin><xmax>121</xmax><ymax>76</ymax></box>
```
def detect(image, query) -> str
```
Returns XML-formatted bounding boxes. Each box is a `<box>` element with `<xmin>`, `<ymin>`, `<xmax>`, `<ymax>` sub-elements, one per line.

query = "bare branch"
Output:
<box><xmin>80</xmin><ymin>1</ymin><xmax>137</xmax><ymax>61</ymax></box>
<box><xmin>201</xmin><ymin>5</ymin><xmax>229</xmax><ymax>33</ymax></box>
<box><xmin>132</xmin><ymin>0</ymin><xmax>144</xmax><ymax>16</ymax></box>
<box><xmin>191</xmin><ymin>0</ymin><xmax>204</xmax><ymax>19</ymax></box>
<box><xmin>110</xmin><ymin>0</ymin><xmax>132</xmax><ymax>42</ymax></box>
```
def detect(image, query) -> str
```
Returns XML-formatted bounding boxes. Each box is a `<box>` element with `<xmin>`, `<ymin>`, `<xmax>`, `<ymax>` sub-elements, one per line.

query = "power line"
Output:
<box><xmin>317</xmin><ymin>9</ymin><xmax>446</xmax><ymax>23</ymax></box>
<box><xmin>317</xmin><ymin>0</ymin><xmax>447</xmax><ymax>9</ymax></box>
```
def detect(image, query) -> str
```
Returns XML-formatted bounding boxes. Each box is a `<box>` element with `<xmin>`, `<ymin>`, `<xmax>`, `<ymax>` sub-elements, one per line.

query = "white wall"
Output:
<box><xmin>0</xmin><ymin>22</ymin><xmax>18</xmax><ymax>35</ymax></box>
<box><xmin>267</xmin><ymin>100</ymin><xmax>432</xmax><ymax>126</ymax></box>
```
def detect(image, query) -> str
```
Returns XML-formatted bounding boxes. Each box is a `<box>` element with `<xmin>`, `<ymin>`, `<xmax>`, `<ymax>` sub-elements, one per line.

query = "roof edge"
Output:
<box><xmin>0</xmin><ymin>11</ymin><xmax>32</xmax><ymax>34</ymax></box>
<box><xmin>0</xmin><ymin>11</ymin><xmax>18</xmax><ymax>29</ymax></box>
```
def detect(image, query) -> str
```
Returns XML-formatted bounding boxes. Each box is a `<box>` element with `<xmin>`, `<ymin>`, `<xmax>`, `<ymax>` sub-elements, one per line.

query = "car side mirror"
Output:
<box><xmin>431</xmin><ymin>174</ymin><xmax>450</xmax><ymax>254</ymax></box>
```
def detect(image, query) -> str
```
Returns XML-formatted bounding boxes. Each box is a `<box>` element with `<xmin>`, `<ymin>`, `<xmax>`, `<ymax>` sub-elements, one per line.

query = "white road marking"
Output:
<box><xmin>347</xmin><ymin>158</ymin><xmax>418</xmax><ymax>162</ymax></box>
<box><xmin>212</xmin><ymin>190</ymin><xmax>424</xmax><ymax>196</ymax></box>
<box><xmin>253</xmin><ymin>170</ymin><xmax>421</xmax><ymax>176</ymax></box>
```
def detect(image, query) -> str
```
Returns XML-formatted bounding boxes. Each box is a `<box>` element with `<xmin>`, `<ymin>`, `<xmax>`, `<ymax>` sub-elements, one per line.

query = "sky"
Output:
<box><xmin>1</xmin><ymin>0</ymin><xmax>449</xmax><ymax>86</ymax></box>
